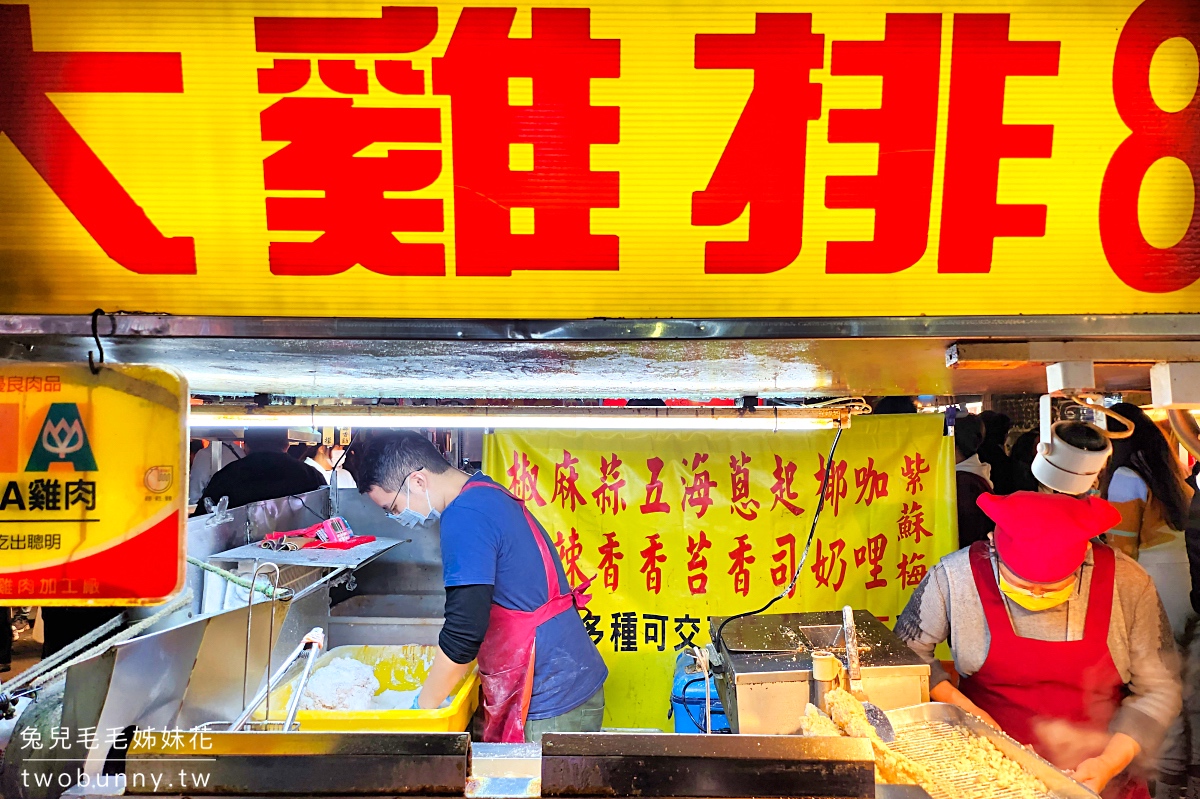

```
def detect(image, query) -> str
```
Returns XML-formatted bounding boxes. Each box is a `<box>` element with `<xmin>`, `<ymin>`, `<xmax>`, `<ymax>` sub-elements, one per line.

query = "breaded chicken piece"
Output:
<box><xmin>824</xmin><ymin>688</ymin><xmax>944</xmax><ymax>793</ymax></box>
<box><xmin>798</xmin><ymin>703</ymin><xmax>844</xmax><ymax>737</ymax></box>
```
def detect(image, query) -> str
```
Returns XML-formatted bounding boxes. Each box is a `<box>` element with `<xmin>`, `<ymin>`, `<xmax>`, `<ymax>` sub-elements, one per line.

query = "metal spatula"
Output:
<box><xmin>842</xmin><ymin>606</ymin><xmax>896</xmax><ymax>743</ymax></box>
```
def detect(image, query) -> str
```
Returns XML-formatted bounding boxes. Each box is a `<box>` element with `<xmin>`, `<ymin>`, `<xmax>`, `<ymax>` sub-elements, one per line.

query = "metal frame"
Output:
<box><xmin>2</xmin><ymin>313</ymin><xmax>1199</xmax><ymax>340</ymax></box>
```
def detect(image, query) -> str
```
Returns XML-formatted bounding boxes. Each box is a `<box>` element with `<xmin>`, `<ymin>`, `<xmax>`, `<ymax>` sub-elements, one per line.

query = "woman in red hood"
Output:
<box><xmin>895</xmin><ymin>490</ymin><xmax>1182</xmax><ymax>798</ymax></box>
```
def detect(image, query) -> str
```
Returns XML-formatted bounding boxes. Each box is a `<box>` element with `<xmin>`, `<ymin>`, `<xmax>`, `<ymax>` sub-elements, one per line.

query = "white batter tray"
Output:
<box><xmin>884</xmin><ymin>703</ymin><xmax>1100</xmax><ymax>799</ymax></box>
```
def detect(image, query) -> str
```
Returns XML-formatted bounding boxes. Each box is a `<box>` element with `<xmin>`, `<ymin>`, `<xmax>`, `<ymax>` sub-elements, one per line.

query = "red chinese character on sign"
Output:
<box><xmin>728</xmin><ymin>534</ymin><xmax>755</xmax><ymax>597</ymax></box>
<box><xmin>592</xmin><ymin>454</ymin><xmax>628</xmax><ymax>515</ymax></box>
<box><xmin>901</xmin><ymin>452</ymin><xmax>929</xmax><ymax>495</ymax></box>
<box><xmin>897</xmin><ymin>552</ymin><xmax>927</xmax><ymax>588</ymax></box>
<box><xmin>255</xmin><ymin>8</ymin><xmax>443</xmax><ymax>276</ymax></box>
<box><xmin>0</xmin><ymin>5</ymin><xmax>193</xmax><ymax>274</ymax></box>
<box><xmin>938</xmin><ymin>15</ymin><xmax>1060</xmax><ymax>273</ymax></box>
<box><xmin>810</xmin><ymin>538</ymin><xmax>848</xmax><ymax>592</ymax></box>
<box><xmin>771</xmin><ymin>533</ymin><xmax>797</xmax><ymax>598</ymax></box>
<box><xmin>729</xmin><ymin>452</ymin><xmax>759</xmax><ymax>521</ymax></box>
<box><xmin>552</xmin><ymin>450</ymin><xmax>588</xmax><ymax>511</ymax></box>
<box><xmin>640</xmin><ymin>456</ymin><xmax>671</xmax><ymax>514</ymax></box>
<box><xmin>814</xmin><ymin>455</ymin><xmax>849</xmax><ymax>516</ymax></box>
<box><xmin>826</xmin><ymin>14</ymin><xmax>943</xmax><ymax>274</ymax></box>
<box><xmin>897</xmin><ymin>501</ymin><xmax>931</xmax><ymax>544</ymax></box>
<box><xmin>770</xmin><ymin>455</ymin><xmax>805</xmax><ymax>516</ymax></box>
<box><xmin>692</xmin><ymin>14</ymin><xmax>824</xmax><ymax>273</ymax></box>
<box><xmin>432</xmin><ymin>8</ymin><xmax>619</xmax><ymax>275</ymax></box>
<box><xmin>506</xmin><ymin>451</ymin><xmax>547</xmax><ymax>506</ymax></box>
<box><xmin>1101</xmin><ymin>0</ymin><xmax>1200</xmax><ymax>292</ymax></box>
<box><xmin>681</xmin><ymin>453</ymin><xmax>716</xmax><ymax>518</ymax></box>
<box><xmin>597</xmin><ymin>531</ymin><xmax>624</xmax><ymax>592</ymax></box>
<box><xmin>553</xmin><ymin>528</ymin><xmax>591</xmax><ymax>587</ymax></box>
<box><xmin>640</xmin><ymin>533</ymin><xmax>667</xmax><ymax>594</ymax></box>
<box><xmin>686</xmin><ymin>531</ymin><xmax>712</xmax><ymax>595</ymax></box>
<box><xmin>853</xmin><ymin>533</ymin><xmax>889</xmax><ymax>590</ymax></box>
<box><xmin>854</xmin><ymin>457</ymin><xmax>889</xmax><ymax>506</ymax></box>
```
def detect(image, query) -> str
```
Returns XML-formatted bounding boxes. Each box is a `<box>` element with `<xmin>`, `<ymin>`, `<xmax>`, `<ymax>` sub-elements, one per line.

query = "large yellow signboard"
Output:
<box><xmin>0</xmin><ymin>363</ymin><xmax>187</xmax><ymax>606</ymax></box>
<box><xmin>484</xmin><ymin>415</ymin><xmax>957</xmax><ymax>729</ymax></box>
<box><xmin>0</xmin><ymin>0</ymin><xmax>1197</xmax><ymax>318</ymax></box>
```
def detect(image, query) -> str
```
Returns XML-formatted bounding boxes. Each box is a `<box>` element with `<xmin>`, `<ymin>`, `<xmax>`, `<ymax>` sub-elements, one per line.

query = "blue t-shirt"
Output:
<box><xmin>440</xmin><ymin>473</ymin><xmax>608</xmax><ymax>720</ymax></box>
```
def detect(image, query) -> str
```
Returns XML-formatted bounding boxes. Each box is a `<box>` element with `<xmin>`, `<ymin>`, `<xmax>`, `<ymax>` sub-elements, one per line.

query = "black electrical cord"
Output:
<box><xmin>678</xmin><ymin>676</ymin><xmax>727</xmax><ymax>733</ymax></box>
<box><xmin>714</xmin><ymin>423</ymin><xmax>845</xmax><ymax>656</ymax></box>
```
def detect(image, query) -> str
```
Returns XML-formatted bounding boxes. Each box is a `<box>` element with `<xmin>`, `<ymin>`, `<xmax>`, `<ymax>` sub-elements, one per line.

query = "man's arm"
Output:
<box><xmin>417</xmin><ymin>584</ymin><xmax>494</xmax><ymax>709</ymax></box>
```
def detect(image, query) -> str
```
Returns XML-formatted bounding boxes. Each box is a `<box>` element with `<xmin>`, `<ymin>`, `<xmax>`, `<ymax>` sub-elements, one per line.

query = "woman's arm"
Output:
<box><xmin>929</xmin><ymin>681</ymin><xmax>1000</xmax><ymax>729</ymax></box>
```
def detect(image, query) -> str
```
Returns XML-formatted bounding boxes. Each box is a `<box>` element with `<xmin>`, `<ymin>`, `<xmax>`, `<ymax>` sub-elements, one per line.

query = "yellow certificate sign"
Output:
<box><xmin>0</xmin><ymin>363</ymin><xmax>187</xmax><ymax>606</ymax></box>
<box><xmin>0</xmin><ymin>0</ymin><xmax>1197</xmax><ymax>318</ymax></box>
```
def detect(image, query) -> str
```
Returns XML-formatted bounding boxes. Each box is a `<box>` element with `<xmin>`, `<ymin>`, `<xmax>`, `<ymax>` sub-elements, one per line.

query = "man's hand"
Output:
<box><xmin>416</xmin><ymin>647</ymin><xmax>474</xmax><ymax>709</ymax></box>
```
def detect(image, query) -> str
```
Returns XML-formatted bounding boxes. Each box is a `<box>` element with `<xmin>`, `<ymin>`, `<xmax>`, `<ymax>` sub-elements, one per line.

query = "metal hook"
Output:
<box><xmin>88</xmin><ymin>308</ymin><xmax>106</xmax><ymax>375</ymax></box>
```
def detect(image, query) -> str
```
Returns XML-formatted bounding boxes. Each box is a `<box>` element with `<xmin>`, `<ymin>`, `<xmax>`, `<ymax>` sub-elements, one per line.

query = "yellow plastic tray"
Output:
<box><xmin>254</xmin><ymin>644</ymin><xmax>479</xmax><ymax>733</ymax></box>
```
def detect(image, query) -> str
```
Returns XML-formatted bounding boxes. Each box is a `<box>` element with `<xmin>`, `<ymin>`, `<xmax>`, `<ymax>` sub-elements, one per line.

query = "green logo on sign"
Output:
<box><xmin>26</xmin><ymin>403</ymin><xmax>97</xmax><ymax>472</ymax></box>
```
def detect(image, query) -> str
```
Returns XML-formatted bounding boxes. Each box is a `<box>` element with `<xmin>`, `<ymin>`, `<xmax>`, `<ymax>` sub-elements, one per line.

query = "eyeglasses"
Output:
<box><xmin>385</xmin><ymin>470</ymin><xmax>418</xmax><ymax>517</ymax></box>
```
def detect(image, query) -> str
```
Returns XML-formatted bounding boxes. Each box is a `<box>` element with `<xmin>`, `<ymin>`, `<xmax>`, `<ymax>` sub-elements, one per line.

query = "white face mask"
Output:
<box><xmin>387</xmin><ymin>482</ymin><xmax>441</xmax><ymax>528</ymax></box>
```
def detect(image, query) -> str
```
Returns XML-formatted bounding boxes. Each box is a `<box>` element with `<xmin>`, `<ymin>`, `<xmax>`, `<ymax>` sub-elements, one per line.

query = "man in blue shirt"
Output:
<box><xmin>358</xmin><ymin>431</ymin><xmax>607</xmax><ymax>742</ymax></box>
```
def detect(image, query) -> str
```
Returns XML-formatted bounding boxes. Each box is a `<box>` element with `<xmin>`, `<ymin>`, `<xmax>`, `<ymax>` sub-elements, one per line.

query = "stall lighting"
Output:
<box><xmin>188</xmin><ymin>408</ymin><xmax>848</xmax><ymax>432</ymax></box>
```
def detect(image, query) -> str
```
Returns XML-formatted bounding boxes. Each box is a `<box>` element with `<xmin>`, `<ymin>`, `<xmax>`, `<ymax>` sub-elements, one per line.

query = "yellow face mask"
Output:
<box><xmin>998</xmin><ymin>575</ymin><xmax>1075</xmax><ymax>612</ymax></box>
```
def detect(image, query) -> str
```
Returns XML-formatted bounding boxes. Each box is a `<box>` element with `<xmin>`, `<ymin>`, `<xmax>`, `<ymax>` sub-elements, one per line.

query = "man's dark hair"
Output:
<box><xmin>1058</xmin><ymin>421</ymin><xmax>1109</xmax><ymax>452</ymax></box>
<box><xmin>955</xmin><ymin>414</ymin><xmax>985</xmax><ymax>457</ymax></box>
<box><xmin>243</xmin><ymin>427</ymin><xmax>290</xmax><ymax>454</ymax></box>
<box><xmin>357</xmin><ymin>431</ymin><xmax>451</xmax><ymax>493</ymax></box>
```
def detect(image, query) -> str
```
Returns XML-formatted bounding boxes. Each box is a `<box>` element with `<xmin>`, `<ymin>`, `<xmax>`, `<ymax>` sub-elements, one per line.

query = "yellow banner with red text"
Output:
<box><xmin>483</xmin><ymin>414</ymin><xmax>957</xmax><ymax>730</ymax></box>
<box><xmin>0</xmin><ymin>0</ymin><xmax>1197</xmax><ymax>318</ymax></box>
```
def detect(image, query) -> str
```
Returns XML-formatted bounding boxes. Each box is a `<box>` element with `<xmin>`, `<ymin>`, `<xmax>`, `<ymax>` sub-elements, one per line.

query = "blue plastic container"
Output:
<box><xmin>670</xmin><ymin>652</ymin><xmax>730</xmax><ymax>733</ymax></box>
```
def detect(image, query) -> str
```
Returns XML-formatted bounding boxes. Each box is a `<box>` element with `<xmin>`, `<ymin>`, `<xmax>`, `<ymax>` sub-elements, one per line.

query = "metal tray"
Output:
<box><xmin>884</xmin><ymin>704</ymin><xmax>1099</xmax><ymax>799</ymax></box>
<box><xmin>207</xmin><ymin>537</ymin><xmax>400</xmax><ymax>569</ymax></box>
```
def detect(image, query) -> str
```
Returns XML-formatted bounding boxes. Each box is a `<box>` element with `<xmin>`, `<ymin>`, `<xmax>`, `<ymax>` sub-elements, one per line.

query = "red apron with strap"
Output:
<box><xmin>461</xmin><ymin>481</ymin><xmax>593</xmax><ymax>743</ymax></box>
<box><xmin>959</xmin><ymin>541</ymin><xmax>1147</xmax><ymax>799</ymax></box>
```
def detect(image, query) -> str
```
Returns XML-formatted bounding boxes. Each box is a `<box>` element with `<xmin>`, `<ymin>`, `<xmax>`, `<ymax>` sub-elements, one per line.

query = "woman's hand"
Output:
<box><xmin>1070</xmin><ymin>733</ymin><xmax>1140</xmax><ymax>795</ymax></box>
<box><xmin>929</xmin><ymin>681</ymin><xmax>1001</xmax><ymax>730</ymax></box>
<box><xmin>1072</xmin><ymin>756</ymin><xmax>1121</xmax><ymax>794</ymax></box>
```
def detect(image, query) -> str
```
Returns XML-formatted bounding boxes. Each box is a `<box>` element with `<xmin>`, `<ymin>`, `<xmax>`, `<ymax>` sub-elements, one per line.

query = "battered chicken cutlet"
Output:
<box><xmin>798</xmin><ymin>703</ymin><xmax>844</xmax><ymax>737</ymax></box>
<box><xmin>824</xmin><ymin>688</ymin><xmax>944</xmax><ymax>791</ymax></box>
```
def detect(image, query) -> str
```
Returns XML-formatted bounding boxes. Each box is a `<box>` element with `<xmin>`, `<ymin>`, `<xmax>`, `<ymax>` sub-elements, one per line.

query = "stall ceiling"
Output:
<box><xmin>0</xmin><ymin>334</ymin><xmax>1166</xmax><ymax>399</ymax></box>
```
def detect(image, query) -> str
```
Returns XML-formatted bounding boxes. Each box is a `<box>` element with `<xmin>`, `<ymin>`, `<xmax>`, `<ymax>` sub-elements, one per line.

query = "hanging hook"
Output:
<box><xmin>88</xmin><ymin>308</ymin><xmax>106</xmax><ymax>375</ymax></box>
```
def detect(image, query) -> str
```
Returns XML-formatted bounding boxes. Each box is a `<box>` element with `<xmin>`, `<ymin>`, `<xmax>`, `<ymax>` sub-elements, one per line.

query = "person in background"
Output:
<box><xmin>1009</xmin><ymin>430</ymin><xmax>1042</xmax><ymax>493</ymax></box>
<box><xmin>189</xmin><ymin>439</ymin><xmax>246</xmax><ymax>504</ymax></box>
<box><xmin>0</xmin><ymin>608</ymin><xmax>10</xmax><ymax>673</ymax></box>
<box><xmin>978</xmin><ymin>411</ymin><xmax>1017</xmax><ymax>494</ymax></box>
<box><xmin>1186</xmin><ymin>461</ymin><xmax>1200</xmax><ymax>616</ymax></box>
<box><xmin>873</xmin><ymin>396</ymin><xmax>917</xmax><ymax>414</ymax></box>
<box><xmin>1102</xmin><ymin>403</ymin><xmax>1195</xmax><ymax>637</ymax></box>
<box><xmin>305</xmin><ymin>444</ymin><xmax>358</xmax><ymax>488</ymax></box>
<box><xmin>954</xmin><ymin>414</ymin><xmax>995</xmax><ymax>548</ymax></box>
<box><xmin>192</xmin><ymin>428</ymin><xmax>326</xmax><ymax>516</ymax></box>
<box><xmin>287</xmin><ymin>443</ymin><xmax>309</xmax><ymax>460</ymax></box>
<box><xmin>896</xmin><ymin>491</ymin><xmax>1181</xmax><ymax>798</ymax></box>
<box><xmin>357</xmin><ymin>431</ymin><xmax>607</xmax><ymax>743</ymax></box>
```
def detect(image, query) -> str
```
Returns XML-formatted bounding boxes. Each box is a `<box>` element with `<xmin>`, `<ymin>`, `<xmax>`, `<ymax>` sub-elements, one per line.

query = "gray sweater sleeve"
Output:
<box><xmin>894</xmin><ymin>562</ymin><xmax>953</xmax><ymax>688</ymax></box>
<box><xmin>1109</xmin><ymin>560</ymin><xmax>1182</xmax><ymax>760</ymax></box>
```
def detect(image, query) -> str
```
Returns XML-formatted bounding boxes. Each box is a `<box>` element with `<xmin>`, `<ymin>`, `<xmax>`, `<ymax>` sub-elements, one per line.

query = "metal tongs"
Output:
<box><xmin>230</xmin><ymin>627</ymin><xmax>325</xmax><ymax>732</ymax></box>
<box><xmin>842</xmin><ymin>606</ymin><xmax>896</xmax><ymax>742</ymax></box>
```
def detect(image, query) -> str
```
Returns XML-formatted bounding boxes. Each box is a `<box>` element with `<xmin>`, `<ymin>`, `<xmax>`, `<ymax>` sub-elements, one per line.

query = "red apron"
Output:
<box><xmin>959</xmin><ymin>541</ymin><xmax>1147</xmax><ymax>799</ymax></box>
<box><xmin>461</xmin><ymin>481</ymin><xmax>593</xmax><ymax>743</ymax></box>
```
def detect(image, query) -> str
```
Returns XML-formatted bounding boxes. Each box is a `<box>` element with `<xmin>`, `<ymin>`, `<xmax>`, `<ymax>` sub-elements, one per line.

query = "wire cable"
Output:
<box><xmin>715</xmin><ymin>423</ymin><xmax>845</xmax><ymax>655</ymax></box>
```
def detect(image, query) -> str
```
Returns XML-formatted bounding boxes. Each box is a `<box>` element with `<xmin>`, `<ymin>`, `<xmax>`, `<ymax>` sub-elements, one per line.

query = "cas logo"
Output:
<box><xmin>26</xmin><ymin>403</ymin><xmax>97</xmax><ymax>472</ymax></box>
